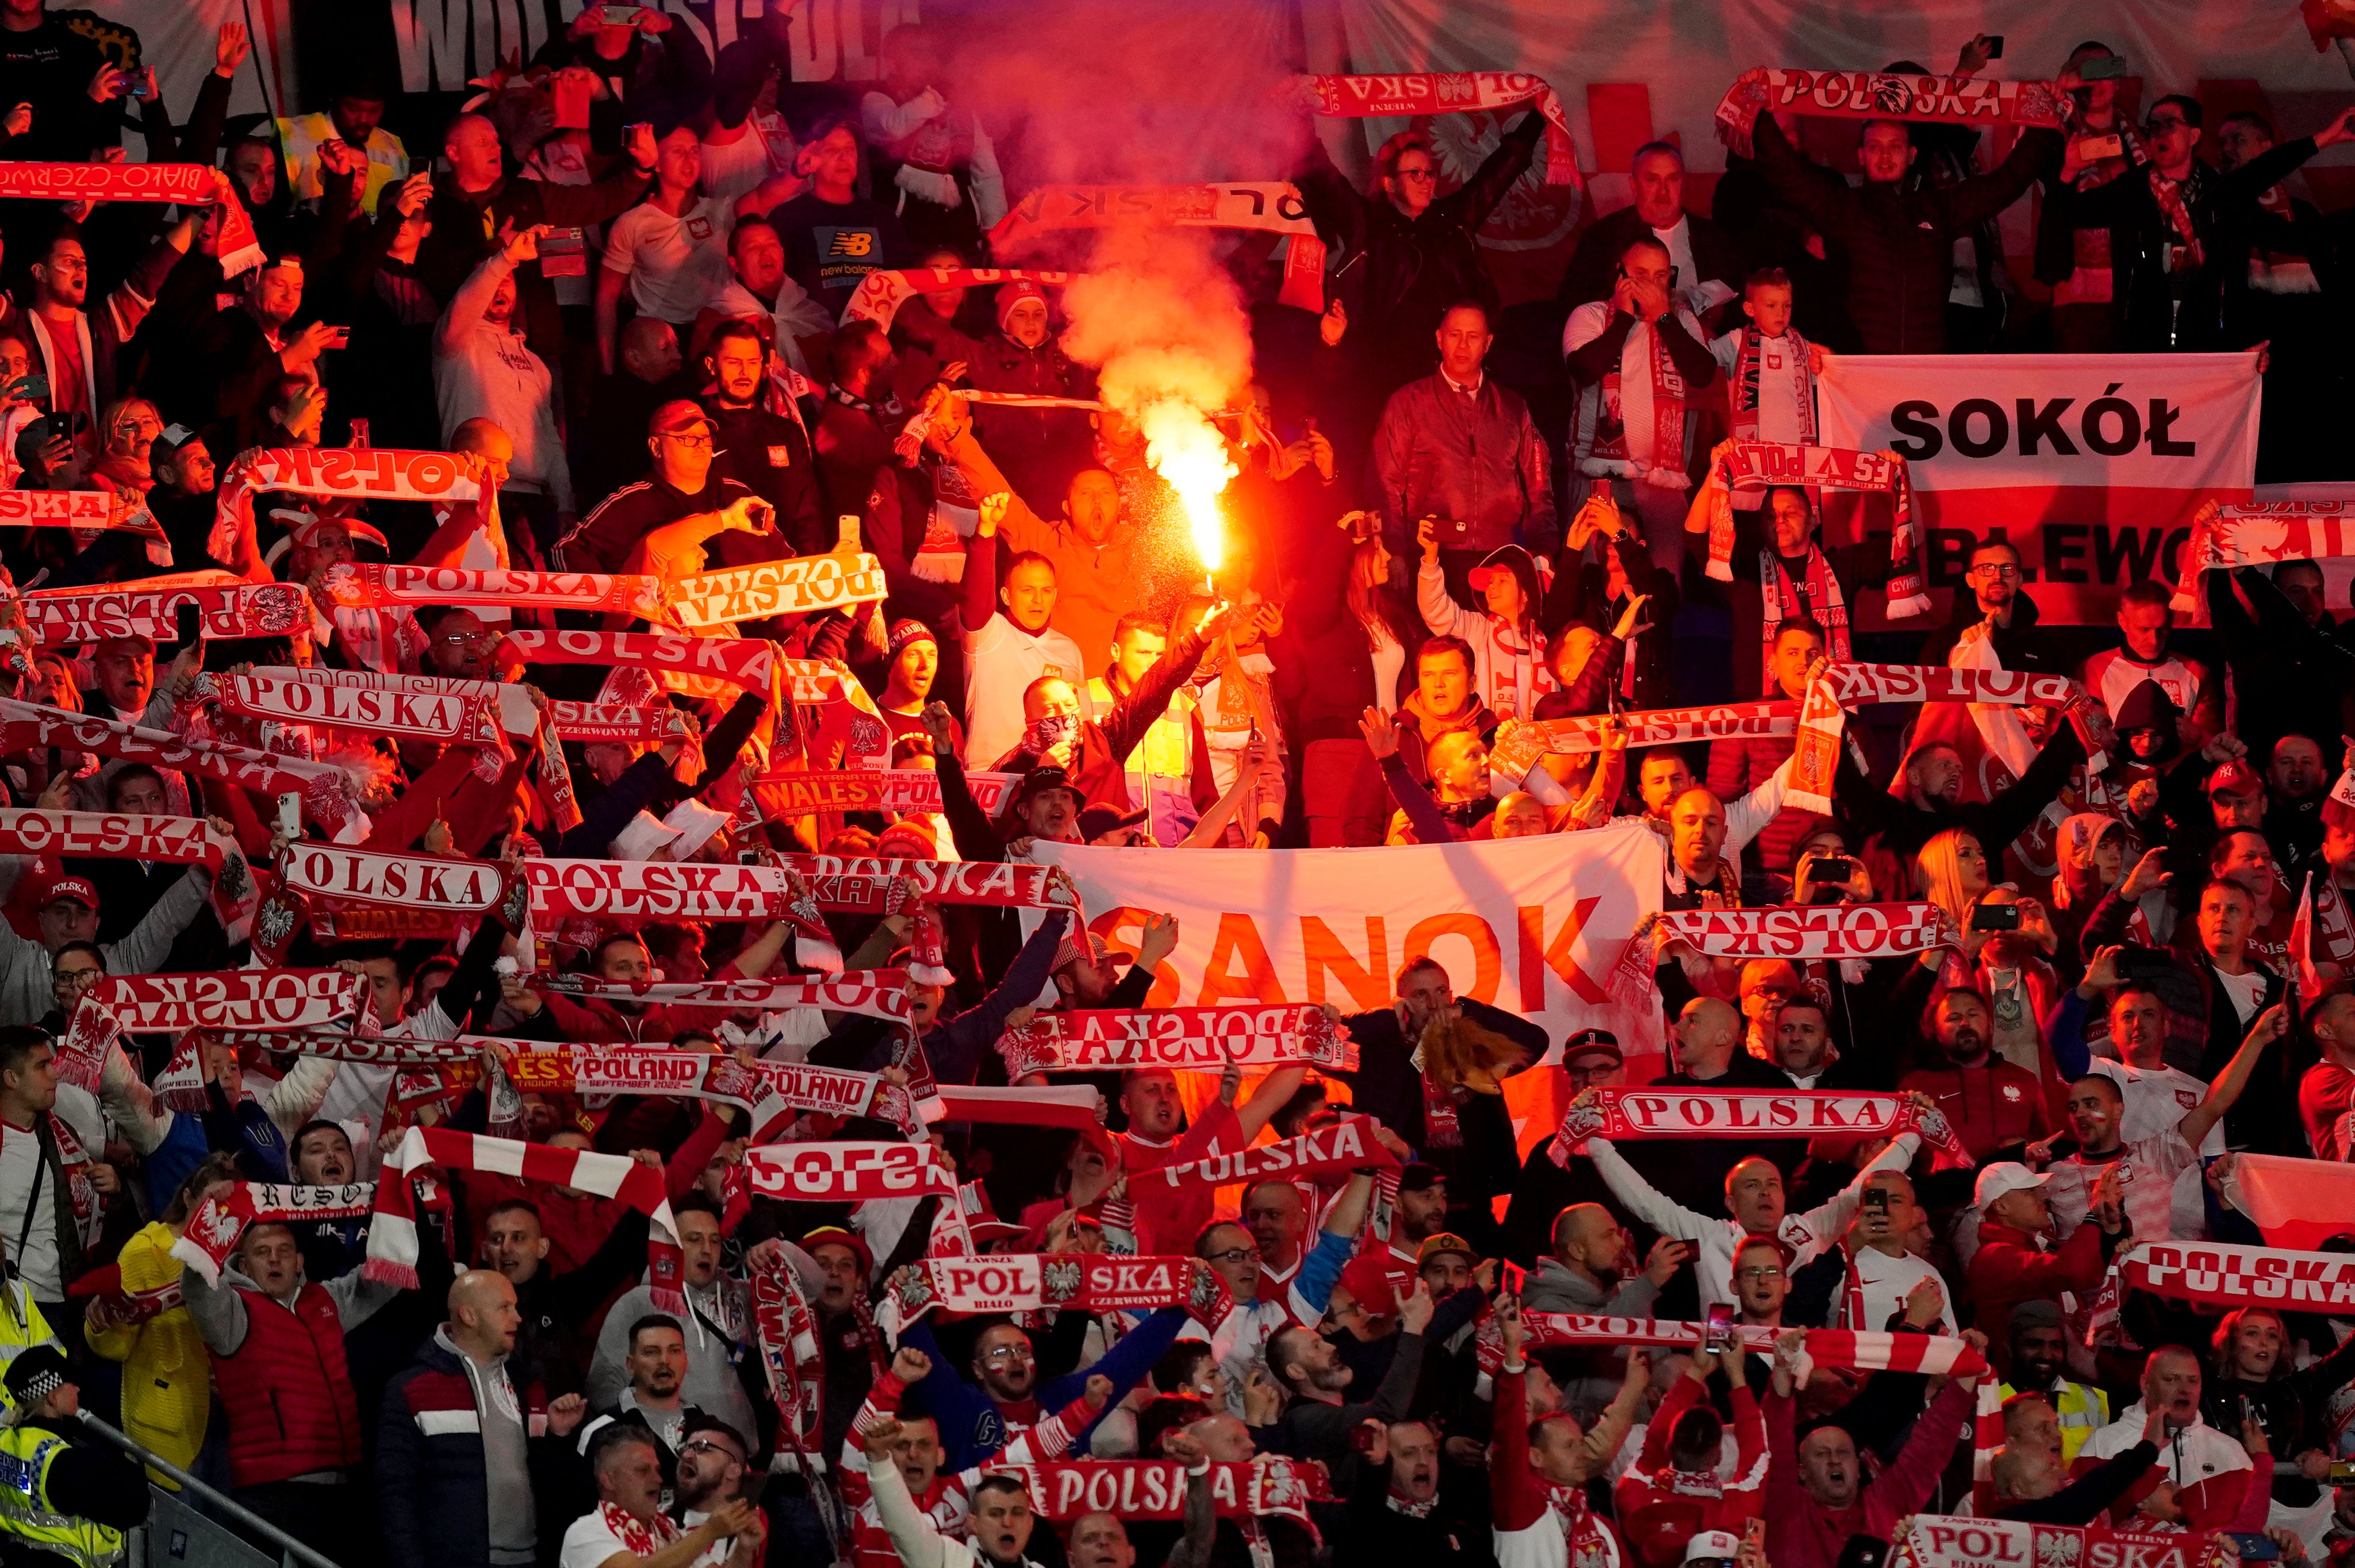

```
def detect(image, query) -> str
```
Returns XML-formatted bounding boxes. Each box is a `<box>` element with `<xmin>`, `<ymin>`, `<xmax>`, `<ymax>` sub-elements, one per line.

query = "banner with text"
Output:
<box><xmin>1029</xmin><ymin>822</ymin><xmax>1665</xmax><ymax>1136</ymax></box>
<box><xmin>1815</xmin><ymin>352</ymin><xmax>2260</xmax><ymax>625</ymax></box>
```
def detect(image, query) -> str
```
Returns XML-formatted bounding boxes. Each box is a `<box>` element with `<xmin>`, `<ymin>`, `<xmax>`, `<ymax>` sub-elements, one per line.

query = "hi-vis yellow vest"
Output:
<box><xmin>0</xmin><ymin>1425</ymin><xmax>128</xmax><ymax>1568</ymax></box>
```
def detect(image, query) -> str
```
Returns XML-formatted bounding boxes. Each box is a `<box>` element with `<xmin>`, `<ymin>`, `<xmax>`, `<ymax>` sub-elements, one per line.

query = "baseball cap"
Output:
<box><xmin>1683</xmin><ymin>1531</ymin><xmax>1744</xmax><ymax>1566</ymax></box>
<box><xmin>2205</xmin><ymin>758</ymin><xmax>2262</xmax><ymax>797</ymax></box>
<box><xmin>649</xmin><ymin>398</ymin><xmax>714</xmax><ymax>439</ymax></box>
<box><xmin>1466</xmin><ymin>543</ymin><xmax>1535</xmax><ymax>593</ymax></box>
<box><xmin>1973</xmin><ymin>1161</ymin><xmax>2050</xmax><ymax>1209</ymax></box>
<box><xmin>1416</xmin><ymin>1232</ymin><xmax>1475</xmax><ymax>1269</ymax></box>
<box><xmin>1010</xmin><ymin>766</ymin><xmax>1078</xmax><ymax>810</ymax></box>
<box><xmin>1397</xmin><ymin>1163</ymin><xmax>1445</xmax><ymax>1194</ymax></box>
<box><xmin>40</xmin><ymin>876</ymin><xmax>98</xmax><ymax>911</ymax></box>
<box><xmin>1561</xmin><ymin>1028</ymin><xmax>1623</xmax><ymax>1068</ymax></box>
<box><xmin>1079</xmin><ymin>804</ymin><xmax>1148</xmax><ymax>843</ymax></box>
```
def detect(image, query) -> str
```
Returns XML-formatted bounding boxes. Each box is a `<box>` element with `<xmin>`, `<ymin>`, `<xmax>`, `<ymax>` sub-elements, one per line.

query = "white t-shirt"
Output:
<box><xmin>605</xmin><ymin>197</ymin><xmax>737</xmax><ymax>327</ymax></box>
<box><xmin>0</xmin><ymin>1119</ymin><xmax>60</xmax><ymax>1298</ymax></box>
<box><xmin>697</xmin><ymin>126</ymin><xmax>775</xmax><ymax>206</ymax></box>
<box><xmin>1563</xmin><ymin>300</ymin><xmax>1709</xmax><ymax>482</ymax></box>
<box><xmin>962</xmin><ymin>614</ymin><xmax>1085</xmax><ymax>770</ymax></box>
<box><xmin>2213</xmin><ymin>967</ymin><xmax>2266</xmax><ymax>1026</ymax></box>
<box><xmin>2047</xmin><ymin>1133</ymin><xmax>2204</xmax><ymax>1243</ymax></box>
<box><xmin>560</xmin><ymin>1508</ymin><xmax>724</xmax><ymax>1568</ymax></box>
<box><xmin>2085</xmin><ymin>1058</ymin><xmax>2224</xmax><ymax>1156</ymax></box>
<box><xmin>1844</xmin><ymin>1246</ymin><xmax>1950</xmax><ymax>1335</ymax></box>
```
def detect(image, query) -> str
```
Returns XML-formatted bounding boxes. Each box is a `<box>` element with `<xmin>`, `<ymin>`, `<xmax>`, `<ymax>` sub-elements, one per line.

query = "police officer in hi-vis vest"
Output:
<box><xmin>0</xmin><ymin>1347</ymin><xmax>148</xmax><ymax>1568</ymax></box>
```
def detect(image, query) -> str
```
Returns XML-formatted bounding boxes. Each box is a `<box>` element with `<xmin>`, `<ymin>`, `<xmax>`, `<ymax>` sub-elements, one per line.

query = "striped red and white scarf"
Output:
<box><xmin>170</xmin><ymin>1181</ymin><xmax>378</xmax><ymax>1284</ymax></box>
<box><xmin>998</xmin><ymin>1005</ymin><xmax>1355</xmax><ymax>1077</ymax></box>
<box><xmin>1473</xmin><ymin>1314</ymin><xmax>1987</xmax><ymax>1378</ymax></box>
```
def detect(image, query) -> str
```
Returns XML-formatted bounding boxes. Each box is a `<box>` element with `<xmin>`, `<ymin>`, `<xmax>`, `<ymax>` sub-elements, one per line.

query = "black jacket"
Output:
<box><xmin>700</xmin><ymin>400</ymin><xmax>825</xmax><ymax>560</ymax></box>
<box><xmin>1328</xmin><ymin>999</ymin><xmax>1549</xmax><ymax>1208</ymax></box>
<box><xmin>1749</xmin><ymin>113</ymin><xmax>2059</xmax><ymax>353</ymax></box>
<box><xmin>1555</xmin><ymin>205</ymin><xmax>1744</xmax><ymax>324</ymax></box>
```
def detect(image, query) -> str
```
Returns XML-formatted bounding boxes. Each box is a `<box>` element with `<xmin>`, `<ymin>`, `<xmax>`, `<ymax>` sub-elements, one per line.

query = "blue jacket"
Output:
<box><xmin>899</xmin><ymin>1302</ymin><xmax>1188</xmax><ymax>1470</ymax></box>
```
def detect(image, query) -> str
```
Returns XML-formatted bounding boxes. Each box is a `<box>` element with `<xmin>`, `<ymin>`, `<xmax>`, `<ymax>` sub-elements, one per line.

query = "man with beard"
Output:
<box><xmin>476</xmin><ymin>1197</ymin><xmax>654</xmax><ymax>1398</ymax></box>
<box><xmin>561</xmin><ymin>1425</ymin><xmax>762</xmax><ymax>1568</ymax></box>
<box><xmin>1189</xmin><ymin>1171</ymin><xmax>1379</xmax><ymax>1422</ymax></box>
<box><xmin>1832</xmin><ymin>729</ymin><xmax>2088</xmax><ymax>884</ymax></box>
<box><xmin>1335</xmin><ymin>1163</ymin><xmax>1458</xmax><ymax>1312</ymax></box>
<box><xmin>1997</xmin><ymin>1300</ymin><xmax>2109</xmax><ymax>1465</ymax></box>
<box><xmin>1491</xmin><ymin>1302</ymin><xmax>1651</xmax><ymax>1568</ymax></box>
<box><xmin>796</xmin><ymin>1227</ymin><xmax>884</xmax><ymax>1465</ymax></box>
<box><xmin>587</xmin><ymin>1200</ymin><xmax>761</xmax><ymax>1446</ymax></box>
<box><xmin>1773</xmin><ymin>997</ymin><xmax>1879</xmax><ymax>1093</ymax></box>
<box><xmin>1264</xmin><ymin>1277</ymin><xmax>1436</xmax><ymax>1464</ymax></box>
<box><xmin>577</xmin><ymin>1317</ymin><xmax>711</xmax><ymax>1503</ymax></box>
<box><xmin>670</xmin><ymin>1417</ymin><xmax>755</xmax><ymax>1544</ymax></box>
<box><xmin>1522</xmin><ymin>1203</ymin><xmax>1685</xmax><ymax>1325</ymax></box>
<box><xmin>2262</xmin><ymin>733</ymin><xmax>2330</xmax><ymax>886</ymax></box>
<box><xmin>2039</xmin><ymin>1009</ymin><xmax>2279</xmax><ymax>1243</ymax></box>
<box><xmin>1327</xmin><ymin>956</ymin><xmax>1547</xmax><ymax>1248</ymax></box>
<box><xmin>1898</xmin><ymin>988</ymin><xmax>2050</xmax><ymax>1163</ymax></box>
<box><xmin>697</xmin><ymin>318</ymin><xmax>822</xmax><ymax>559</ymax></box>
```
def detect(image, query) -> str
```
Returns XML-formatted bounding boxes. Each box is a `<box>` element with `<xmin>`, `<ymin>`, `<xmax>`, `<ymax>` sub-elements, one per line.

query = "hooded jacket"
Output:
<box><xmin>379</xmin><ymin>1328</ymin><xmax>575</xmax><ymax>1568</ymax></box>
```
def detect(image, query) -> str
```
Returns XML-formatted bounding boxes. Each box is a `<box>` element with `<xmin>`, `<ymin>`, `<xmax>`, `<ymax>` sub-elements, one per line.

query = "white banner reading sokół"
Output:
<box><xmin>999</xmin><ymin>1005</ymin><xmax>1356</xmax><ymax>1077</ymax></box>
<box><xmin>1027</xmin><ymin>822</ymin><xmax>1666</xmax><ymax>1073</ymax></box>
<box><xmin>742</xmin><ymin>1142</ymin><xmax>961</xmax><ymax>1203</ymax></box>
<box><xmin>1815</xmin><ymin>352</ymin><xmax>2260</xmax><ymax>625</ymax></box>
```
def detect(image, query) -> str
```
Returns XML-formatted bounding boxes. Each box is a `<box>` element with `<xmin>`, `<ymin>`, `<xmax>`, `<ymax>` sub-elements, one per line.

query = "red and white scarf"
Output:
<box><xmin>369</xmin><ymin>1126</ymin><xmax>685</xmax><ymax>1311</ymax></box>
<box><xmin>1887</xmin><ymin>1515</ymin><xmax>2227</xmax><ymax>1568</ymax></box>
<box><xmin>663</xmin><ymin>555</ymin><xmax>889</xmax><ymax>629</ymax></box>
<box><xmin>1476</xmin><ymin>1313</ymin><xmax>1988</xmax><ymax>1378</ymax></box>
<box><xmin>741</xmin><ymin>1059</ymin><xmax>925</xmax><ymax>1137</ymax></box>
<box><xmin>781</xmin><ymin>854</ymin><xmax>1078</xmax><ymax>913</ymax></box>
<box><xmin>1727</xmin><ymin>326</ymin><xmax>1817</xmax><ymax>445</ymax></box>
<box><xmin>210</xmin><ymin>671</ymin><xmax>510</xmax><ymax>748</ymax></box>
<box><xmin>54</xmin><ymin>970</ymin><xmax>371</xmax><ymax>1092</ymax></box>
<box><xmin>596</xmin><ymin>1504</ymin><xmax>680</xmax><ymax>1560</ymax></box>
<box><xmin>750</xmin><ymin>767</ymin><xmax>1021</xmax><ymax>818</ymax></box>
<box><xmin>1715</xmin><ymin>69</ymin><xmax>2065</xmax><ymax>157</ymax></box>
<box><xmin>0</xmin><ymin>490</ymin><xmax>170</xmax><ymax>568</ymax></box>
<box><xmin>1783</xmin><ymin>661</ymin><xmax>2084</xmax><ymax>814</ymax></box>
<box><xmin>0</xmin><ymin>697</ymin><xmax>363</xmax><ymax>837</ymax></box>
<box><xmin>1699</xmin><ymin>441</ymin><xmax>1926</xmax><ymax>617</ymax></box>
<box><xmin>169</xmin><ymin>1181</ymin><xmax>378</xmax><ymax>1285</ymax></box>
<box><xmin>1296</xmin><ymin>71</ymin><xmax>1579</xmax><ymax>186</ymax></box>
<box><xmin>989</xmin><ymin>183</ymin><xmax>1325</xmax><ymax>312</ymax></box>
<box><xmin>2148</xmin><ymin>165</ymin><xmax>2205</xmax><ymax>271</ymax></box>
<box><xmin>1489</xmin><ymin>701</ymin><xmax>1797</xmax><ymax>783</ymax></box>
<box><xmin>1552</xmin><ymin>1087</ymin><xmax>1971</xmax><ymax>1171</ymax></box>
<box><xmin>496</xmin><ymin>628</ymin><xmax>777</xmax><ymax>695</ymax></box>
<box><xmin>981</xmin><ymin>1458</ymin><xmax>1336</xmax><ymax>1525</ymax></box>
<box><xmin>0</xmin><ymin>808</ymin><xmax>230</xmax><ymax>867</ymax></box>
<box><xmin>877</xmin><ymin>1252</ymin><xmax>1232</xmax><ymax>1336</ymax></box>
<box><xmin>282</xmin><ymin>846</ymin><xmax>511</xmax><ymax>915</ymax></box>
<box><xmin>1132</xmin><ymin>1114</ymin><xmax>1399</xmax><ymax>1198</ymax></box>
<box><xmin>2085</xmin><ymin>1239</ymin><xmax>2355</xmax><ymax>1344</ymax></box>
<box><xmin>843</xmin><ymin>267</ymin><xmax>1072</xmax><ymax>332</ymax></box>
<box><xmin>1648</xmin><ymin>903</ymin><xmax>1953</xmax><ymax>961</ymax></box>
<box><xmin>19</xmin><ymin>579</ymin><xmax>311</xmax><ymax>648</ymax></box>
<box><xmin>0</xmin><ymin>162</ymin><xmax>261</xmax><ymax>274</ymax></box>
<box><xmin>532</xmin><ymin>971</ymin><xmax>914</xmax><ymax>1025</ymax></box>
<box><xmin>1581</xmin><ymin>320</ymin><xmax>1690</xmax><ymax>487</ymax></box>
<box><xmin>210</xmin><ymin>448</ymin><xmax>482</xmax><ymax>564</ymax></box>
<box><xmin>998</xmin><ymin>1005</ymin><xmax>1355</xmax><ymax>1077</ymax></box>
<box><xmin>742</xmin><ymin>1141</ymin><xmax>960</xmax><ymax>1203</ymax></box>
<box><xmin>748</xmin><ymin>1240</ymin><xmax>827</xmax><ymax>1472</ymax></box>
<box><xmin>2171</xmin><ymin>498</ymin><xmax>2355</xmax><ymax>612</ymax></box>
<box><xmin>320</xmin><ymin>562</ymin><xmax>666</xmax><ymax>622</ymax></box>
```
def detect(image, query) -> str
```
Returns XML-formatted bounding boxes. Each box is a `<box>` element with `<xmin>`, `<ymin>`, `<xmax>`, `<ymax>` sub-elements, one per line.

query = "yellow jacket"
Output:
<box><xmin>84</xmin><ymin>1221</ymin><xmax>208</xmax><ymax>1482</ymax></box>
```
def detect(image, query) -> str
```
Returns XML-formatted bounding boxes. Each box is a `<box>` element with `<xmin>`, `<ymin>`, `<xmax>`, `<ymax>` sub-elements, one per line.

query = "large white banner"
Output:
<box><xmin>1029</xmin><ymin>820</ymin><xmax>1665</xmax><ymax>1055</ymax></box>
<box><xmin>1815</xmin><ymin>351</ymin><xmax>2261</xmax><ymax>624</ymax></box>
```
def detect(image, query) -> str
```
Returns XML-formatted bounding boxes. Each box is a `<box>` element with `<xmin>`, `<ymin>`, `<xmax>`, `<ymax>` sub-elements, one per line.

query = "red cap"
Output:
<box><xmin>649</xmin><ymin>399</ymin><xmax>714</xmax><ymax>439</ymax></box>
<box><xmin>800</xmin><ymin>1225</ymin><xmax>873</xmax><ymax>1278</ymax></box>
<box><xmin>2205</xmin><ymin>758</ymin><xmax>2262</xmax><ymax>797</ymax></box>
<box><xmin>40</xmin><ymin>876</ymin><xmax>98</xmax><ymax>910</ymax></box>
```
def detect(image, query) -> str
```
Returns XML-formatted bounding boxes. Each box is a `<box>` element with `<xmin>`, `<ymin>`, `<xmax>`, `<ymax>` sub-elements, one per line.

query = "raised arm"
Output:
<box><xmin>1581</xmin><ymin>1132</ymin><xmax>1715</xmax><ymax>1240</ymax></box>
<box><xmin>2176</xmin><ymin>1004</ymin><xmax>2287</xmax><ymax>1150</ymax></box>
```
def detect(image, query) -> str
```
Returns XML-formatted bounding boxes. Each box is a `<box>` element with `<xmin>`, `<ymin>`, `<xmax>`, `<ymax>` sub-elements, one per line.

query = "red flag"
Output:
<box><xmin>2233</xmin><ymin>1154</ymin><xmax>2355</xmax><ymax>1250</ymax></box>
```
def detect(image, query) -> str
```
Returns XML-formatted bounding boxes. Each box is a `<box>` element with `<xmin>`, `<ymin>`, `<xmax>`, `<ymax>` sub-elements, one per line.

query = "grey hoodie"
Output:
<box><xmin>1517</xmin><ymin>1256</ymin><xmax>1661</xmax><ymax>1317</ymax></box>
<box><xmin>435</xmin><ymin>1324</ymin><xmax>537</xmax><ymax>1563</ymax></box>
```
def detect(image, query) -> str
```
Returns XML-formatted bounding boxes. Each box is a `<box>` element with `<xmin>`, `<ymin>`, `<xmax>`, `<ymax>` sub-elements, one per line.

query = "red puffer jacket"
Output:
<box><xmin>212</xmin><ymin>1282</ymin><xmax>365</xmax><ymax>1487</ymax></box>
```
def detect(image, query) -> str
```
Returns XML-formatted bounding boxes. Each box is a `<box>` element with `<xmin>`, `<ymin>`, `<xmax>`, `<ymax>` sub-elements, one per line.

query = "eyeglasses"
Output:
<box><xmin>1970</xmin><ymin>563</ymin><xmax>2020</xmax><ymax>579</ymax></box>
<box><xmin>438</xmin><ymin>629</ymin><xmax>491</xmax><ymax>644</ymax></box>
<box><xmin>1394</xmin><ymin>166</ymin><xmax>1437</xmax><ymax>182</ymax></box>
<box><xmin>979</xmin><ymin>1345</ymin><xmax>1034</xmax><ymax>1365</ymax></box>
<box><xmin>678</xmin><ymin>1439</ymin><xmax>741</xmax><ymax>1462</ymax></box>
<box><xmin>1735</xmin><ymin>1265</ymin><xmax>1784</xmax><ymax>1281</ymax></box>
<box><xmin>1206</xmin><ymin>1246</ymin><xmax>1256</xmax><ymax>1266</ymax></box>
<box><xmin>2146</xmin><ymin>116</ymin><xmax>2188</xmax><ymax>133</ymax></box>
<box><xmin>661</xmin><ymin>431</ymin><xmax>715</xmax><ymax>448</ymax></box>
